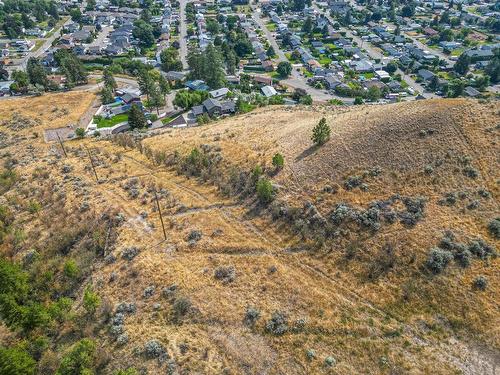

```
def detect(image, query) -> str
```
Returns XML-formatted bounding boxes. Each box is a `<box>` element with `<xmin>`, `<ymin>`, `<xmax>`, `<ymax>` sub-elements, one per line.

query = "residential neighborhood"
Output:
<box><xmin>0</xmin><ymin>0</ymin><xmax>499</xmax><ymax>133</ymax></box>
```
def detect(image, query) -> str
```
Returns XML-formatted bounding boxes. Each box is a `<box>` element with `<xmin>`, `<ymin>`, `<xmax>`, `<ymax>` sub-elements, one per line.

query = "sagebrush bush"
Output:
<box><xmin>473</xmin><ymin>276</ymin><xmax>488</xmax><ymax>290</ymax></box>
<box><xmin>244</xmin><ymin>307</ymin><xmax>260</xmax><ymax>327</ymax></box>
<box><xmin>425</xmin><ymin>248</ymin><xmax>453</xmax><ymax>274</ymax></box>
<box><xmin>265</xmin><ymin>311</ymin><xmax>288</xmax><ymax>336</ymax></box>
<box><xmin>487</xmin><ymin>218</ymin><xmax>500</xmax><ymax>239</ymax></box>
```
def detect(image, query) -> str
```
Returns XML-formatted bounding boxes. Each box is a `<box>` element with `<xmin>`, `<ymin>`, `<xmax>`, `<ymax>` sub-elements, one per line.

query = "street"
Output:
<box><xmin>178</xmin><ymin>0</ymin><xmax>189</xmax><ymax>70</ymax></box>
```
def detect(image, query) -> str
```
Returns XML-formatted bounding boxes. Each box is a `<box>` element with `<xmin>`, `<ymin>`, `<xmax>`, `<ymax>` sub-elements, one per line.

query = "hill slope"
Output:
<box><xmin>0</xmin><ymin>95</ymin><xmax>498</xmax><ymax>374</ymax></box>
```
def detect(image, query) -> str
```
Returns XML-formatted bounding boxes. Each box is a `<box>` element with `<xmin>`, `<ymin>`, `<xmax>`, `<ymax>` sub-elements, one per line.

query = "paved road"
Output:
<box><xmin>178</xmin><ymin>0</ymin><xmax>189</xmax><ymax>69</ymax></box>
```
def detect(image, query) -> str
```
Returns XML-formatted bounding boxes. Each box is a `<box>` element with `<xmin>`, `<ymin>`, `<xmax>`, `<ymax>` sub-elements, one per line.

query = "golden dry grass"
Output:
<box><xmin>1</xmin><ymin>94</ymin><xmax>499</xmax><ymax>374</ymax></box>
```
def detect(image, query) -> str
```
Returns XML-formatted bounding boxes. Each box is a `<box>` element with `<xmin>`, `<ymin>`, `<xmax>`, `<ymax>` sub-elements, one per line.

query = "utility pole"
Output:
<box><xmin>85</xmin><ymin>146</ymin><xmax>99</xmax><ymax>182</ymax></box>
<box><xmin>57</xmin><ymin>133</ymin><xmax>67</xmax><ymax>157</ymax></box>
<box><xmin>154</xmin><ymin>189</ymin><xmax>167</xmax><ymax>241</ymax></box>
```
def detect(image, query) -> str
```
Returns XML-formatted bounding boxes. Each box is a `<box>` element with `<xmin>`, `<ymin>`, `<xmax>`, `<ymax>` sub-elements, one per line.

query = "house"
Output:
<box><xmin>72</xmin><ymin>30</ymin><xmax>91</xmax><ymax>42</ymax></box>
<box><xmin>417</xmin><ymin>69</ymin><xmax>435</xmax><ymax>81</ymax></box>
<box><xmin>186</xmin><ymin>80</ymin><xmax>209</xmax><ymax>91</ymax></box>
<box><xmin>352</xmin><ymin>59</ymin><xmax>373</xmax><ymax>73</ymax></box>
<box><xmin>165</xmin><ymin>71</ymin><xmax>187</xmax><ymax>82</ymax></box>
<box><xmin>202</xmin><ymin>98</ymin><xmax>222</xmax><ymax>116</ymax></box>
<box><xmin>262</xmin><ymin>60</ymin><xmax>274</xmax><ymax>72</ymax></box>
<box><xmin>464</xmin><ymin>86</ymin><xmax>480</xmax><ymax>97</ymax></box>
<box><xmin>209</xmin><ymin>88</ymin><xmax>230</xmax><ymax>99</ymax></box>
<box><xmin>374</xmin><ymin>70</ymin><xmax>390</xmax><ymax>79</ymax></box>
<box><xmin>324</xmin><ymin>75</ymin><xmax>341</xmax><ymax>90</ymax></box>
<box><xmin>121</xmin><ymin>92</ymin><xmax>141</xmax><ymax>104</ymax></box>
<box><xmin>261</xmin><ymin>85</ymin><xmax>278</xmax><ymax>97</ymax></box>
<box><xmin>253</xmin><ymin>75</ymin><xmax>273</xmax><ymax>86</ymax></box>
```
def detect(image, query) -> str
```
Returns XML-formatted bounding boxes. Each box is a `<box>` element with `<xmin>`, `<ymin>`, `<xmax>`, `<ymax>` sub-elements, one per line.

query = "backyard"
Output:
<box><xmin>94</xmin><ymin>113</ymin><xmax>129</xmax><ymax>128</ymax></box>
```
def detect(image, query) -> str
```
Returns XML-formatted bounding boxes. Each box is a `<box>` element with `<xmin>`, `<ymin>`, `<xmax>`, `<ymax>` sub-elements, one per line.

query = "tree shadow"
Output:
<box><xmin>295</xmin><ymin>144</ymin><xmax>320</xmax><ymax>162</ymax></box>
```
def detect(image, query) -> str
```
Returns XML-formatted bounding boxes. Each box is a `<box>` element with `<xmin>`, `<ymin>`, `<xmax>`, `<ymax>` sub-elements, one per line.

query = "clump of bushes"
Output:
<box><xmin>214</xmin><ymin>266</ymin><xmax>236</xmax><ymax>283</ymax></box>
<box><xmin>425</xmin><ymin>248</ymin><xmax>453</xmax><ymax>274</ymax></box>
<box><xmin>244</xmin><ymin>307</ymin><xmax>260</xmax><ymax>327</ymax></box>
<box><xmin>265</xmin><ymin>311</ymin><xmax>288</xmax><ymax>336</ymax></box>
<box><xmin>462</xmin><ymin>166</ymin><xmax>479</xmax><ymax>179</ymax></box>
<box><xmin>487</xmin><ymin>217</ymin><xmax>500</xmax><ymax>239</ymax></box>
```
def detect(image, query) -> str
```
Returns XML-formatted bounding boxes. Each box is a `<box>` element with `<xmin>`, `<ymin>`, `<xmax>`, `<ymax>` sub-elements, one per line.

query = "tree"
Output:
<box><xmin>0</xmin><ymin>346</ymin><xmax>36</xmax><ymax>375</ymax></box>
<box><xmin>75</xmin><ymin>128</ymin><xmax>85</xmax><ymax>139</ymax></box>
<box><xmin>485</xmin><ymin>49</ymin><xmax>500</xmax><ymax>83</ymax></box>
<box><xmin>27</xmin><ymin>58</ymin><xmax>48</xmax><ymax>88</ymax></box>
<box><xmin>57</xmin><ymin>339</ymin><xmax>96</xmax><ymax>375</ymax></box>
<box><xmin>256</xmin><ymin>178</ymin><xmax>274</xmax><ymax>204</ymax></box>
<box><xmin>367</xmin><ymin>86</ymin><xmax>381</xmax><ymax>101</ymax></box>
<box><xmin>148</xmin><ymin>84</ymin><xmax>164</xmax><ymax>115</ymax></box>
<box><xmin>302</xmin><ymin>17</ymin><xmax>313</xmax><ymax>34</ymax></box>
<box><xmin>447</xmin><ymin>78</ymin><xmax>465</xmax><ymax>97</ymax></box>
<box><xmin>266</xmin><ymin>46</ymin><xmax>276</xmax><ymax>58</ymax></box>
<box><xmin>299</xmin><ymin>94</ymin><xmax>313</xmax><ymax>105</ymax></box>
<box><xmin>385</xmin><ymin>61</ymin><xmax>398</xmax><ymax>74</ymax></box>
<box><xmin>69</xmin><ymin>8</ymin><xmax>82</xmax><ymax>23</ymax></box>
<box><xmin>158</xmin><ymin>74</ymin><xmax>170</xmax><ymax>99</ymax></box>
<box><xmin>429</xmin><ymin>75</ymin><xmax>440</xmax><ymax>91</ymax></box>
<box><xmin>83</xmin><ymin>286</ymin><xmax>100</xmax><ymax>316</ymax></box>
<box><xmin>354</xmin><ymin>97</ymin><xmax>364</xmax><ymax>105</ymax></box>
<box><xmin>187</xmin><ymin>44</ymin><xmax>226</xmax><ymax>89</ymax></box>
<box><xmin>401</xmin><ymin>4</ymin><xmax>415</xmax><ymax>17</ymax></box>
<box><xmin>103</xmin><ymin>68</ymin><xmax>117</xmax><ymax>91</ymax></box>
<box><xmin>3</xmin><ymin>15</ymin><xmax>23</xmax><ymax>39</ymax></box>
<box><xmin>160</xmin><ymin>47</ymin><xmax>183</xmax><ymax>72</ymax></box>
<box><xmin>100</xmin><ymin>86</ymin><xmax>114</xmax><ymax>104</ymax></box>
<box><xmin>311</xmin><ymin>118</ymin><xmax>330</xmax><ymax>146</ymax></box>
<box><xmin>272</xmin><ymin>153</ymin><xmax>284</xmax><ymax>170</ymax></box>
<box><xmin>133</xmin><ymin>19</ymin><xmax>155</xmax><ymax>48</ymax></box>
<box><xmin>11</xmin><ymin>70</ymin><xmax>30</xmax><ymax>94</ymax></box>
<box><xmin>128</xmin><ymin>104</ymin><xmax>147</xmax><ymax>129</ymax></box>
<box><xmin>454</xmin><ymin>52</ymin><xmax>470</xmax><ymax>75</ymax></box>
<box><xmin>54</xmin><ymin>50</ymin><xmax>87</xmax><ymax>87</ymax></box>
<box><xmin>277</xmin><ymin>61</ymin><xmax>292</xmax><ymax>78</ymax></box>
<box><xmin>138</xmin><ymin>69</ymin><xmax>155</xmax><ymax>101</ymax></box>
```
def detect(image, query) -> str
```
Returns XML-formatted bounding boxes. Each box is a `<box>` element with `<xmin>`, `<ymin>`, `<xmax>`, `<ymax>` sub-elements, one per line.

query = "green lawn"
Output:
<box><xmin>266</xmin><ymin>22</ymin><xmax>277</xmax><ymax>32</ymax></box>
<box><xmin>94</xmin><ymin>113</ymin><xmax>129</xmax><ymax>128</ymax></box>
<box><xmin>319</xmin><ymin>56</ymin><xmax>332</xmax><ymax>66</ymax></box>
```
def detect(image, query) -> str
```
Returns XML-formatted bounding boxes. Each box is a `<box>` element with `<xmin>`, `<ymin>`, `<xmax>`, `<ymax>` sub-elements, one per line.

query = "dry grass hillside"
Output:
<box><xmin>0</xmin><ymin>94</ymin><xmax>498</xmax><ymax>375</ymax></box>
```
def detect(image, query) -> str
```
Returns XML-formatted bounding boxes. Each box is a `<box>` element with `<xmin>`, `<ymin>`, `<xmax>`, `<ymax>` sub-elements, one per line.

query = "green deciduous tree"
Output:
<box><xmin>277</xmin><ymin>61</ymin><xmax>292</xmax><ymax>78</ymax></box>
<box><xmin>160</xmin><ymin>47</ymin><xmax>183</xmax><ymax>72</ymax></box>
<box><xmin>311</xmin><ymin>117</ymin><xmax>331</xmax><ymax>146</ymax></box>
<box><xmin>27</xmin><ymin>57</ymin><xmax>48</xmax><ymax>88</ymax></box>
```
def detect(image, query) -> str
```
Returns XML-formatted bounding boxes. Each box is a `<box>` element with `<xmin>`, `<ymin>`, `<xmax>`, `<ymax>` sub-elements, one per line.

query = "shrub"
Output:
<box><xmin>467</xmin><ymin>239</ymin><xmax>496</xmax><ymax>259</ymax></box>
<box><xmin>425</xmin><ymin>248</ymin><xmax>453</xmax><ymax>274</ymax></box>
<box><xmin>487</xmin><ymin>217</ymin><xmax>500</xmax><ymax>239</ymax></box>
<box><xmin>172</xmin><ymin>297</ymin><xmax>192</xmax><ymax>322</ymax></box>
<box><xmin>272</xmin><ymin>153</ymin><xmax>284</xmax><ymax>170</ymax></box>
<box><xmin>214</xmin><ymin>266</ymin><xmax>236</xmax><ymax>283</ymax></box>
<box><xmin>57</xmin><ymin>339</ymin><xmax>96</xmax><ymax>375</ymax></box>
<box><xmin>325</xmin><ymin>356</ymin><xmax>336</xmax><ymax>367</ymax></box>
<box><xmin>144</xmin><ymin>340</ymin><xmax>165</xmax><ymax>359</ymax></box>
<box><xmin>454</xmin><ymin>246</ymin><xmax>472</xmax><ymax>268</ymax></box>
<box><xmin>311</xmin><ymin>118</ymin><xmax>331</xmax><ymax>146</ymax></box>
<box><xmin>306</xmin><ymin>349</ymin><xmax>316</xmax><ymax>360</ymax></box>
<box><xmin>0</xmin><ymin>346</ymin><xmax>36</xmax><ymax>375</ymax></box>
<box><xmin>83</xmin><ymin>286</ymin><xmax>101</xmax><ymax>316</ymax></box>
<box><xmin>63</xmin><ymin>260</ymin><xmax>79</xmax><ymax>279</ymax></box>
<box><xmin>75</xmin><ymin>128</ymin><xmax>85</xmax><ymax>139</ymax></box>
<box><xmin>256</xmin><ymin>178</ymin><xmax>274</xmax><ymax>204</ymax></box>
<box><xmin>462</xmin><ymin>166</ymin><xmax>478</xmax><ymax>179</ymax></box>
<box><xmin>265</xmin><ymin>311</ymin><xmax>288</xmax><ymax>336</ymax></box>
<box><xmin>473</xmin><ymin>275</ymin><xmax>488</xmax><ymax>290</ymax></box>
<box><xmin>244</xmin><ymin>307</ymin><xmax>260</xmax><ymax>327</ymax></box>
